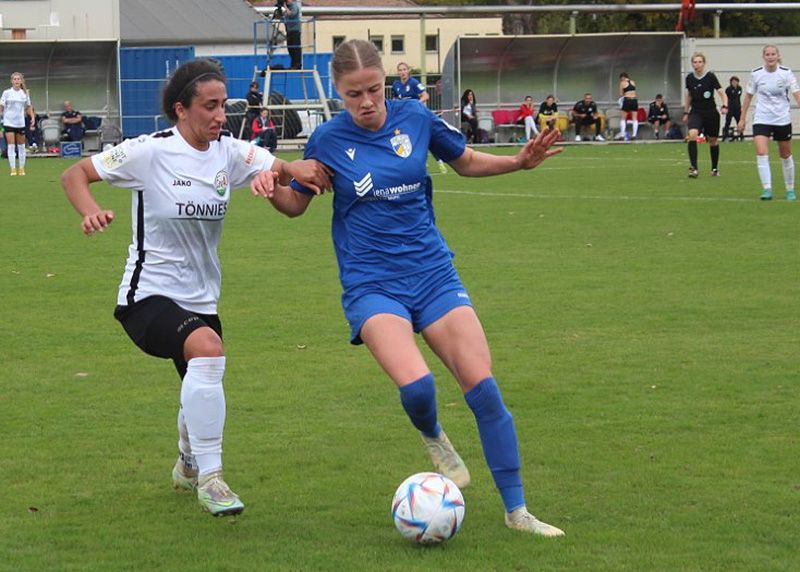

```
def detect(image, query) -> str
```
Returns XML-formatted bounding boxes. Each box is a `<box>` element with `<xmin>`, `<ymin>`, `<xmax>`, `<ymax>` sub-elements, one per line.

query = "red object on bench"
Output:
<box><xmin>637</xmin><ymin>107</ymin><xmax>647</xmax><ymax>122</ymax></box>
<box><xmin>492</xmin><ymin>109</ymin><xmax>518</xmax><ymax>125</ymax></box>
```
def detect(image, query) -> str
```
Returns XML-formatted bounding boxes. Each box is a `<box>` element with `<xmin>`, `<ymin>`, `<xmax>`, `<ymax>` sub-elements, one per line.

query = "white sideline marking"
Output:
<box><xmin>435</xmin><ymin>189</ymin><xmax>758</xmax><ymax>203</ymax></box>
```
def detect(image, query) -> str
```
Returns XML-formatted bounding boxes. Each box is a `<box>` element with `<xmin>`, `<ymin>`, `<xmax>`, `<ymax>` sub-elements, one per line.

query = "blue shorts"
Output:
<box><xmin>342</xmin><ymin>264</ymin><xmax>472</xmax><ymax>345</ymax></box>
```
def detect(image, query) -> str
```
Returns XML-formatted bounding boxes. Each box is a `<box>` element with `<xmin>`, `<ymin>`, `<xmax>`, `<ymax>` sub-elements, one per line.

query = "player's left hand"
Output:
<box><xmin>251</xmin><ymin>170</ymin><xmax>278</xmax><ymax>199</ymax></box>
<box><xmin>517</xmin><ymin>128</ymin><xmax>563</xmax><ymax>170</ymax></box>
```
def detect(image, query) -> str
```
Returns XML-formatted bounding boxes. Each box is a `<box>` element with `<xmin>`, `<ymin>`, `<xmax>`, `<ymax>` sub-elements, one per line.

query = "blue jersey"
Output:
<box><xmin>392</xmin><ymin>77</ymin><xmax>426</xmax><ymax>100</ymax></box>
<box><xmin>292</xmin><ymin>99</ymin><xmax>466</xmax><ymax>291</ymax></box>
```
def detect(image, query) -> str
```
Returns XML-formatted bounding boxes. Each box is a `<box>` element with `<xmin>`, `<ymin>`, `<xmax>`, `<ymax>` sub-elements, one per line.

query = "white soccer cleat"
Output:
<box><xmin>574</xmin><ymin>135</ymin><xmax>582</xmax><ymax>142</ymax></box>
<box><xmin>421</xmin><ymin>430</ymin><xmax>471</xmax><ymax>489</ymax></box>
<box><xmin>505</xmin><ymin>507</ymin><xmax>565</xmax><ymax>537</ymax></box>
<box><xmin>196</xmin><ymin>471</ymin><xmax>244</xmax><ymax>517</ymax></box>
<box><xmin>172</xmin><ymin>455</ymin><xmax>198</xmax><ymax>491</ymax></box>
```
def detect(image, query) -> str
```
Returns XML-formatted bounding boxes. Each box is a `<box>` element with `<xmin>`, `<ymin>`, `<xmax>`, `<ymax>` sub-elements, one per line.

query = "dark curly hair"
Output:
<box><xmin>161</xmin><ymin>59</ymin><xmax>226</xmax><ymax>123</ymax></box>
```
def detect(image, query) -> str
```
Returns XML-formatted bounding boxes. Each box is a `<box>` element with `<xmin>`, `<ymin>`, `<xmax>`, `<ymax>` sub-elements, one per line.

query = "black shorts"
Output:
<box><xmin>114</xmin><ymin>295</ymin><xmax>222</xmax><ymax>377</ymax></box>
<box><xmin>621</xmin><ymin>97</ymin><xmax>638</xmax><ymax>112</ymax></box>
<box><xmin>3</xmin><ymin>126</ymin><xmax>25</xmax><ymax>135</ymax></box>
<box><xmin>752</xmin><ymin>123</ymin><xmax>792</xmax><ymax>141</ymax></box>
<box><xmin>688</xmin><ymin>110</ymin><xmax>720</xmax><ymax>138</ymax></box>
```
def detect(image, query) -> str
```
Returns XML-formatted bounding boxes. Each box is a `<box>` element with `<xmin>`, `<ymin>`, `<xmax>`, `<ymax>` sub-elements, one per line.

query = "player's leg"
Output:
<box><xmin>15</xmin><ymin>132</ymin><xmax>26</xmax><ymax>175</ymax></box>
<box><xmin>422</xmin><ymin>307</ymin><xmax>564</xmax><ymax>537</ymax></box>
<box><xmin>776</xmin><ymin>127</ymin><xmax>795</xmax><ymax>200</ymax></box>
<box><xmin>357</xmin><ymin>302</ymin><xmax>470</xmax><ymax>488</ymax></box>
<box><xmin>686</xmin><ymin>112</ymin><xmax>702</xmax><ymax>177</ymax></box>
<box><xmin>706</xmin><ymin>112</ymin><xmax>721</xmax><ymax>176</ymax></box>
<box><xmin>114</xmin><ymin>296</ymin><xmax>242</xmax><ymax>516</ymax></box>
<box><xmin>6</xmin><ymin>131</ymin><xmax>17</xmax><ymax>174</ymax></box>
<box><xmin>752</xmin><ymin>126</ymin><xmax>773</xmax><ymax>200</ymax></box>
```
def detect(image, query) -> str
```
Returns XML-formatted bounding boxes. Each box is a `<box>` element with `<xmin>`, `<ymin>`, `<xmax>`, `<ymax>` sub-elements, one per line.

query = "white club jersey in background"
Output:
<box><xmin>746</xmin><ymin>65</ymin><xmax>800</xmax><ymax>126</ymax></box>
<box><xmin>0</xmin><ymin>87</ymin><xmax>31</xmax><ymax>128</ymax></box>
<box><xmin>91</xmin><ymin>127</ymin><xmax>276</xmax><ymax>314</ymax></box>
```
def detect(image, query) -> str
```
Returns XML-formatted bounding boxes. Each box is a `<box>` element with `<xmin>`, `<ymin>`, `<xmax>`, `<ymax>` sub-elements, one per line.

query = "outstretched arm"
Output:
<box><xmin>61</xmin><ymin>158</ymin><xmax>115</xmax><ymax>235</ymax></box>
<box><xmin>449</xmin><ymin>127</ymin><xmax>562</xmax><ymax>177</ymax></box>
<box><xmin>737</xmin><ymin>93</ymin><xmax>753</xmax><ymax>132</ymax></box>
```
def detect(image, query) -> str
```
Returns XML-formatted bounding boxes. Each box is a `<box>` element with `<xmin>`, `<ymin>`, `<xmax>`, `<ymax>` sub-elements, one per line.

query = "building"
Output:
<box><xmin>249</xmin><ymin>0</ymin><xmax>503</xmax><ymax>75</ymax></box>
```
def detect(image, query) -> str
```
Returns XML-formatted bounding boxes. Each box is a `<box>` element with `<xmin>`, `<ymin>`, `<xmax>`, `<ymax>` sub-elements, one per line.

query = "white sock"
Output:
<box><xmin>620</xmin><ymin>119</ymin><xmax>627</xmax><ymax>135</ymax></box>
<box><xmin>17</xmin><ymin>144</ymin><xmax>26</xmax><ymax>168</ymax></box>
<box><xmin>8</xmin><ymin>146</ymin><xmax>15</xmax><ymax>169</ymax></box>
<box><xmin>632</xmin><ymin>120</ymin><xmax>639</xmax><ymax>137</ymax></box>
<box><xmin>180</xmin><ymin>356</ymin><xmax>227</xmax><ymax>476</ymax></box>
<box><xmin>781</xmin><ymin>155</ymin><xmax>794</xmax><ymax>191</ymax></box>
<box><xmin>757</xmin><ymin>155</ymin><xmax>772</xmax><ymax>190</ymax></box>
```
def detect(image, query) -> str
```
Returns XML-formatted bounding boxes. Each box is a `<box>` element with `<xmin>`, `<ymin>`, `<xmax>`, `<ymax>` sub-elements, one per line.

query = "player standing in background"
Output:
<box><xmin>683</xmin><ymin>52</ymin><xmax>728</xmax><ymax>178</ymax></box>
<box><xmin>392</xmin><ymin>62</ymin><xmax>447</xmax><ymax>173</ymax></box>
<box><xmin>0</xmin><ymin>72</ymin><xmax>34</xmax><ymax>176</ymax></box>
<box><xmin>738</xmin><ymin>44</ymin><xmax>800</xmax><ymax>201</ymax></box>
<box><xmin>722</xmin><ymin>76</ymin><xmax>743</xmax><ymax>141</ymax></box>
<box><xmin>61</xmin><ymin>59</ymin><xmax>330</xmax><ymax>517</ymax></box>
<box><xmin>618</xmin><ymin>72</ymin><xmax>639</xmax><ymax>141</ymax></box>
<box><xmin>253</xmin><ymin>39</ymin><xmax>566</xmax><ymax>537</ymax></box>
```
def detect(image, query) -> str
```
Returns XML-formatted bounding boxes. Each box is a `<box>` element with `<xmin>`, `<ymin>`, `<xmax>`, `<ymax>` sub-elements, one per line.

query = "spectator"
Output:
<box><xmin>284</xmin><ymin>0</ymin><xmax>302</xmax><ymax>70</ymax></box>
<box><xmin>460</xmin><ymin>89</ymin><xmax>478</xmax><ymax>144</ymax></box>
<box><xmin>722</xmin><ymin>76</ymin><xmax>743</xmax><ymax>141</ymax></box>
<box><xmin>515</xmin><ymin>96</ymin><xmax>539</xmax><ymax>141</ymax></box>
<box><xmin>244</xmin><ymin>81</ymin><xmax>263</xmax><ymax>139</ymax></box>
<box><xmin>62</xmin><ymin>100</ymin><xmax>85</xmax><ymax>142</ymax></box>
<box><xmin>618</xmin><ymin>72</ymin><xmax>639</xmax><ymax>141</ymax></box>
<box><xmin>647</xmin><ymin>94</ymin><xmax>672</xmax><ymax>139</ymax></box>
<box><xmin>570</xmin><ymin>93</ymin><xmax>604</xmax><ymax>141</ymax></box>
<box><xmin>1</xmin><ymin>71</ymin><xmax>34</xmax><ymax>175</ymax></box>
<box><xmin>537</xmin><ymin>94</ymin><xmax>558</xmax><ymax>131</ymax></box>
<box><xmin>250</xmin><ymin>108</ymin><xmax>277</xmax><ymax>152</ymax></box>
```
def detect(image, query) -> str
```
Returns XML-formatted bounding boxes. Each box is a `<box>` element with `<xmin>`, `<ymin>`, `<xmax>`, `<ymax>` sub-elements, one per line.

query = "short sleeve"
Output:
<box><xmin>91</xmin><ymin>136</ymin><xmax>155</xmax><ymax>190</ymax></box>
<box><xmin>788</xmin><ymin>70</ymin><xmax>800</xmax><ymax>93</ymax></box>
<box><xmin>428</xmin><ymin>109</ymin><xmax>466</xmax><ymax>163</ymax></box>
<box><xmin>290</xmin><ymin>129</ymin><xmax>320</xmax><ymax>196</ymax></box>
<box><xmin>226</xmin><ymin>137</ymin><xmax>276</xmax><ymax>189</ymax></box>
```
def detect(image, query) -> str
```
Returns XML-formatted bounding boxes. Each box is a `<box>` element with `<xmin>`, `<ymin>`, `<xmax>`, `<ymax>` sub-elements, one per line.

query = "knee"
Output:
<box><xmin>184</xmin><ymin>327</ymin><xmax>224</xmax><ymax>360</ymax></box>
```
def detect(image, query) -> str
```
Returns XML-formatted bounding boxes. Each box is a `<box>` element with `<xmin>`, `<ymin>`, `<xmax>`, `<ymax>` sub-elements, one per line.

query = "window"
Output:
<box><xmin>370</xmin><ymin>35</ymin><xmax>384</xmax><ymax>53</ymax></box>
<box><xmin>332</xmin><ymin>36</ymin><xmax>346</xmax><ymax>51</ymax></box>
<box><xmin>391</xmin><ymin>35</ymin><xmax>404</xmax><ymax>54</ymax></box>
<box><xmin>425</xmin><ymin>34</ymin><xmax>438</xmax><ymax>53</ymax></box>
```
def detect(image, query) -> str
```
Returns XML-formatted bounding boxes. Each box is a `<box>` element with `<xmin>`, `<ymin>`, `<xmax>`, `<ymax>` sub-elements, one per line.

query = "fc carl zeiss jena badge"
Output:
<box><xmin>390</xmin><ymin>129</ymin><xmax>412</xmax><ymax>158</ymax></box>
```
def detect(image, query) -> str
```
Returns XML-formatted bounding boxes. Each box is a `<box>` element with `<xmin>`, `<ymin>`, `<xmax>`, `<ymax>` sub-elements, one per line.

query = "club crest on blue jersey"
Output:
<box><xmin>390</xmin><ymin>129</ymin><xmax>412</xmax><ymax>158</ymax></box>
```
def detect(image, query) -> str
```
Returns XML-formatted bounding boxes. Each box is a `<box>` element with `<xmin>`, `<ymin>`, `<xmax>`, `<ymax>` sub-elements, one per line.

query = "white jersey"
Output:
<box><xmin>746</xmin><ymin>65</ymin><xmax>800</xmax><ymax>126</ymax></box>
<box><xmin>91</xmin><ymin>127</ymin><xmax>276</xmax><ymax>314</ymax></box>
<box><xmin>0</xmin><ymin>87</ymin><xmax>31</xmax><ymax>128</ymax></box>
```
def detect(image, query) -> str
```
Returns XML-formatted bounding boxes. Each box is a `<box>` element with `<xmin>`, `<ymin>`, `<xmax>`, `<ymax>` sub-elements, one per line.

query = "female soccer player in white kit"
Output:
<box><xmin>738</xmin><ymin>44</ymin><xmax>800</xmax><ymax>201</ymax></box>
<box><xmin>0</xmin><ymin>72</ymin><xmax>34</xmax><ymax>176</ymax></box>
<box><xmin>253</xmin><ymin>39</ymin><xmax>566</xmax><ymax>537</ymax></box>
<box><xmin>62</xmin><ymin>59</ymin><xmax>330</xmax><ymax>517</ymax></box>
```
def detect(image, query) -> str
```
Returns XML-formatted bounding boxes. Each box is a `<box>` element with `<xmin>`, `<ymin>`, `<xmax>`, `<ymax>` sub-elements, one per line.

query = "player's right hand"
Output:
<box><xmin>82</xmin><ymin>210</ymin><xmax>115</xmax><ymax>235</ymax></box>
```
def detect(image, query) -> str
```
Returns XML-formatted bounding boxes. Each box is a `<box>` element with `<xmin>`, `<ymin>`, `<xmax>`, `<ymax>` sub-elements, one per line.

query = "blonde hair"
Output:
<box><xmin>332</xmin><ymin>39</ymin><xmax>384</xmax><ymax>84</ymax></box>
<box><xmin>691</xmin><ymin>52</ymin><xmax>706</xmax><ymax>64</ymax></box>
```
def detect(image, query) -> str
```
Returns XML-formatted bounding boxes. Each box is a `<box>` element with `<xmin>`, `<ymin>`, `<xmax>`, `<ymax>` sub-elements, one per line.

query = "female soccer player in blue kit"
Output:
<box><xmin>251</xmin><ymin>39</ymin><xmax>565</xmax><ymax>537</ymax></box>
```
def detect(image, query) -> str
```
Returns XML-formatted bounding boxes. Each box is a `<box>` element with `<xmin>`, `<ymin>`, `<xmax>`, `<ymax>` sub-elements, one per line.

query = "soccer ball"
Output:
<box><xmin>391</xmin><ymin>472</ymin><xmax>465</xmax><ymax>544</ymax></box>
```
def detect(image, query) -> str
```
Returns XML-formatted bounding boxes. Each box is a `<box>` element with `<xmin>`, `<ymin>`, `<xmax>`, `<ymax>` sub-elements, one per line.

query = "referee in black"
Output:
<box><xmin>683</xmin><ymin>52</ymin><xmax>728</xmax><ymax>178</ymax></box>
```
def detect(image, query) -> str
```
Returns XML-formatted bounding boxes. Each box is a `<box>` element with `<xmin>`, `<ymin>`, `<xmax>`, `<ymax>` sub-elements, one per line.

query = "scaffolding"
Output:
<box><xmin>244</xmin><ymin>13</ymin><xmax>331</xmax><ymax>147</ymax></box>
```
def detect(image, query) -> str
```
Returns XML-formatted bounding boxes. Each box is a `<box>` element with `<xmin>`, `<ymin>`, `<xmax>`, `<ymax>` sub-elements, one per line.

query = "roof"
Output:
<box><xmin>121</xmin><ymin>0</ymin><xmax>264</xmax><ymax>45</ymax></box>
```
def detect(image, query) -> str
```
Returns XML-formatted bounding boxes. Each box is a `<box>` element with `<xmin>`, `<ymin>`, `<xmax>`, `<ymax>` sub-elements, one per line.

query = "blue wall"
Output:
<box><xmin>120</xmin><ymin>46</ymin><xmax>196</xmax><ymax>137</ymax></box>
<box><xmin>120</xmin><ymin>47</ymin><xmax>332</xmax><ymax>138</ymax></box>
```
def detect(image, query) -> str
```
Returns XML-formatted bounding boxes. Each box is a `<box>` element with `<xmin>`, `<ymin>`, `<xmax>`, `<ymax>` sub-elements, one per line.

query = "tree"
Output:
<box><xmin>412</xmin><ymin>0</ymin><xmax>800</xmax><ymax>37</ymax></box>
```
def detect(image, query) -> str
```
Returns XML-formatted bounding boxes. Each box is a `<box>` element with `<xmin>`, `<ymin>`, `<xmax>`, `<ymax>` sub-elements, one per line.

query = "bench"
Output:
<box><xmin>491</xmin><ymin>109</ymin><xmax>525</xmax><ymax>143</ymax></box>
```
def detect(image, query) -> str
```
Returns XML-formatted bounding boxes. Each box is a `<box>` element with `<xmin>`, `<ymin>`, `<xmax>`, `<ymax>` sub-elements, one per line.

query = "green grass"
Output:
<box><xmin>2</xmin><ymin>142</ymin><xmax>798</xmax><ymax>571</ymax></box>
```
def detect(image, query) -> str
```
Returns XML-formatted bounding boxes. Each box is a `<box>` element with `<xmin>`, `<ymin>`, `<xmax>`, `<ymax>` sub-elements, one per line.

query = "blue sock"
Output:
<box><xmin>399</xmin><ymin>373</ymin><xmax>441</xmax><ymax>439</ymax></box>
<box><xmin>465</xmin><ymin>377</ymin><xmax>525</xmax><ymax>512</ymax></box>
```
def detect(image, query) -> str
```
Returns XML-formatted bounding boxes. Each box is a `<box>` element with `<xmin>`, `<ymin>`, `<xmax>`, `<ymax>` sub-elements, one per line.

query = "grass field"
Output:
<box><xmin>2</xmin><ymin>141</ymin><xmax>798</xmax><ymax>571</ymax></box>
